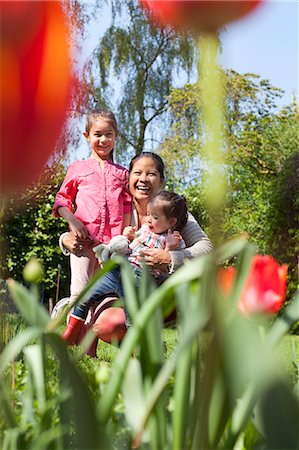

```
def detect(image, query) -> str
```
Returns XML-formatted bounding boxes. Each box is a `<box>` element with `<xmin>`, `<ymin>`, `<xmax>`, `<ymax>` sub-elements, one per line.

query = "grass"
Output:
<box><xmin>2</xmin><ymin>313</ymin><xmax>298</xmax><ymax>376</ymax></box>
<box><xmin>277</xmin><ymin>333</ymin><xmax>299</xmax><ymax>385</ymax></box>
<box><xmin>1</xmin><ymin>306</ymin><xmax>298</xmax><ymax>450</ymax></box>
<box><xmin>95</xmin><ymin>327</ymin><xmax>179</xmax><ymax>362</ymax></box>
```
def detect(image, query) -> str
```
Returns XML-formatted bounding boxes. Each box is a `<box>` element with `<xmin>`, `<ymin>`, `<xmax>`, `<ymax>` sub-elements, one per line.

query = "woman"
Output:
<box><xmin>60</xmin><ymin>152</ymin><xmax>213</xmax><ymax>352</ymax></box>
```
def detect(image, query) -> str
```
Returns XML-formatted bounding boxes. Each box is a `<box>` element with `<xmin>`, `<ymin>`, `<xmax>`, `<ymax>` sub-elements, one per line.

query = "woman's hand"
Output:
<box><xmin>142</xmin><ymin>248</ymin><xmax>171</xmax><ymax>271</ymax></box>
<box><xmin>62</xmin><ymin>231</ymin><xmax>94</xmax><ymax>255</ymax></box>
<box><xmin>166</xmin><ymin>230</ymin><xmax>182</xmax><ymax>250</ymax></box>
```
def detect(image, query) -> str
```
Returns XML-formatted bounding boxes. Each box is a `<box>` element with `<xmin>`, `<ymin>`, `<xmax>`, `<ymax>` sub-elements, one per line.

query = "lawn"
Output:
<box><xmin>1</xmin><ymin>295</ymin><xmax>298</xmax><ymax>450</ymax></box>
<box><xmin>2</xmin><ymin>313</ymin><xmax>298</xmax><ymax>376</ymax></box>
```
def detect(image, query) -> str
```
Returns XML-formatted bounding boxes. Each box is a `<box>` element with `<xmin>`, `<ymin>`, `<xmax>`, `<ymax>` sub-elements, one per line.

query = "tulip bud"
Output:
<box><xmin>96</xmin><ymin>363</ymin><xmax>110</xmax><ymax>384</ymax></box>
<box><xmin>23</xmin><ymin>256</ymin><xmax>44</xmax><ymax>284</ymax></box>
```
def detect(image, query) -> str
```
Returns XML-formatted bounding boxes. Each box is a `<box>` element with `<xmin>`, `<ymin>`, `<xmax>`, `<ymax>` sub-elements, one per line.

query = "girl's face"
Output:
<box><xmin>84</xmin><ymin>118</ymin><xmax>117</xmax><ymax>161</ymax></box>
<box><xmin>129</xmin><ymin>157</ymin><xmax>163</xmax><ymax>203</ymax></box>
<box><xmin>147</xmin><ymin>200</ymin><xmax>176</xmax><ymax>234</ymax></box>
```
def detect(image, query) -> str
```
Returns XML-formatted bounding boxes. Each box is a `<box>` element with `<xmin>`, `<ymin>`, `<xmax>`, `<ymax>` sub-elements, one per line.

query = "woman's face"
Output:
<box><xmin>129</xmin><ymin>157</ymin><xmax>163</xmax><ymax>203</ymax></box>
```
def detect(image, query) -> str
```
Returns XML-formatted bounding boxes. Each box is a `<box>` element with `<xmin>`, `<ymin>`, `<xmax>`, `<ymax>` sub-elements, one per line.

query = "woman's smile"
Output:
<box><xmin>136</xmin><ymin>185</ymin><xmax>150</xmax><ymax>192</ymax></box>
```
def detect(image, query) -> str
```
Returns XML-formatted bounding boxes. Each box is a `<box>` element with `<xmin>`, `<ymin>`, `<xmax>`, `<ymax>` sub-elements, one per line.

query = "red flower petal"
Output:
<box><xmin>218</xmin><ymin>255</ymin><xmax>288</xmax><ymax>316</ymax></box>
<box><xmin>140</xmin><ymin>0</ymin><xmax>262</xmax><ymax>33</ymax></box>
<box><xmin>0</xmin><ymin>1</ymin><xmax>71</xmax><ymax>197</ymax></box>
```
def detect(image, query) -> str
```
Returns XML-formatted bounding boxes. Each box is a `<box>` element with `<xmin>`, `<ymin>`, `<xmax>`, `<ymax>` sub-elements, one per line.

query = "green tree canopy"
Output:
<box><xmin>160</xmin><ymin>70</ymin><xmax>286</xmax><ymax>187</ymax></box>
<box><xmin>159</xmin><ymin>70</ymin><xmax>298</xmax><ymax>296</ymax></box>
<box><xmin>0</xmin><ymin>164</ymin><xmax>70</xmax><ymax>304</ymax></box>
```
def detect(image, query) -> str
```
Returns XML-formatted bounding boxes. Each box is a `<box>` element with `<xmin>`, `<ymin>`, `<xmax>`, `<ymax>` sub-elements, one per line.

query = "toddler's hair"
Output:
<box><xmin>150</xmin><ymin>190</ymin><xmax>188</xmax><ymax>232</ymax></box>
<box><xmin>85</xmin><ymin>109</ymin><xmax>118</xmax><ymax>135</ymax></box>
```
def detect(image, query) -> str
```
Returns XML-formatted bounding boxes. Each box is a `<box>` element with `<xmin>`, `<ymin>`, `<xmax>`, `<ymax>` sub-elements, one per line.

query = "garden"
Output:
<box><xmin>1</xmin><ymin>1</ymin><xmax>298</xmax><ymax>449</ymax></box>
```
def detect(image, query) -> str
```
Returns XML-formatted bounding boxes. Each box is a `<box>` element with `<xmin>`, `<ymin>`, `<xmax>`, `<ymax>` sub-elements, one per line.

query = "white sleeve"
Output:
<box><xmin>168</xmin><ymin>212</ymin><xmax>213</xmax><ymax>272</ymax></box>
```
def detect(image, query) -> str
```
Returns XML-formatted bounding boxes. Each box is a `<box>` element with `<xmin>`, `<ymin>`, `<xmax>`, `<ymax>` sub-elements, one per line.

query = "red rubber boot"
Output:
<box><xmin>62</xmin><ymin>315</ymin><xmax>85</xmax><ymax>345</ymax></box>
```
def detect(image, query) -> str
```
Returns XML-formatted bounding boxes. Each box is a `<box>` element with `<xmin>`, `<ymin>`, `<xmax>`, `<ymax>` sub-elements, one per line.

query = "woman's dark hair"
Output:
<box><xmin>150</xmin><ymin>190</ymin><xmax>188</xmax><ymax>232</ymax></box>
<box><xmin>129</xmin><ymin>152</ymin><xmax>165</xmax><ymax>180</ymax></box>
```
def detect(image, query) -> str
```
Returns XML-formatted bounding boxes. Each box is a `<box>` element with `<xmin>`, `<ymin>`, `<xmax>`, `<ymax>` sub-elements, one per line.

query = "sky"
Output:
<box><xmin>219</xmin><ymin>0</ymin><xmax>298</xmax><ymax>107</ymax></box>
<box><xmin>81</xmin><ymin>0</ymin><xmax>298</xmax><ymax>106</ymax></box>
<box><xmin>76</xmin><ymin>0</ymin><xmax>298</xmax><ymax>159</ymax></box>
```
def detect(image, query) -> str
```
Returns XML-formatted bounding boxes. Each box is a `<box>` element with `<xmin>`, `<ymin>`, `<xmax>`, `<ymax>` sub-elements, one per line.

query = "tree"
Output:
<box><xmin>0</xmin><ymin>164</ymin><xmax>70</xmax><ymax>304</ymax></box>
<box><xmin>159</xmin><ymin>70</ymin><xmax>298</xmax><ymax>298</ymax></box>
<box><xmin>160</xmin><ymin>70</ymin><xmax>286</xmax><ymax>186</ymax></box>
<box><xmin>86</xmin><ymin>0</ymin><xmax>195</xmax><ymax>162</ymax></box>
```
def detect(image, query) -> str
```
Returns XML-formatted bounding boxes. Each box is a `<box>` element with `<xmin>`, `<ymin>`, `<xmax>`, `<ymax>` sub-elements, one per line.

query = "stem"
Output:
<box><xmin>197</xmin><ymin>32</ymin><xmax>226</xmax><ymax>243</ymax></box>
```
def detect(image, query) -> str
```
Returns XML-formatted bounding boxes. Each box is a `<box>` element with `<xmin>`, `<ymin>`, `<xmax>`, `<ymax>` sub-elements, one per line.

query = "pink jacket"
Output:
<box><xmin>53</xmin><ymin>157</ymin><xmax>132</xmax><ymax>244</ymax></box>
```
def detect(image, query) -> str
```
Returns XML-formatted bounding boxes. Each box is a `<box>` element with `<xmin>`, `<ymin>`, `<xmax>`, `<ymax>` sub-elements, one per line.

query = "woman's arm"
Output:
<box><xmin>169</xmin><ymin>212</ymin><xmax>213</xmax><ymax>272</ymax></box>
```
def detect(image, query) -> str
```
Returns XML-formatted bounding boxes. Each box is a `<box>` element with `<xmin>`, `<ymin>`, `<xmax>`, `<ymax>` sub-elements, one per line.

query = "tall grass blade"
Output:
<box><xmin>190</xmin><ymin>258</ymin><xmax>221</xmax><ymax>450</ymax></box>
<box><xmin>173</xmin><ymin>282</ymin><xmax>201</xmax><ymax>450</ymax></box>
<box><xmin>0</xmin><ymin>380</ymin><xmax>18</xmax><ymax>429</ymax></box>
<box><xmin>0</xmin><ymin>327</ymin><xmax>42</xmax><ymax>376</ymax></box>
<box><xmin>1</xmin><ymin>428</ymin><xmax>20</xmax><ymax>450</ymax></box>
<box><xmin>121</xmin><ymin>357</ymin><xmax>150</xmax><ymax>442</ymax></box>
<box><xmin>138</xmin><ymin>268</ymin><xmax>167</xmax><ymax>450</ymax></box>
<box><xmin>23</xmin><ymin>344</ymin><xmax>46</xmax><ymax>410</ymax></box>
<box><xmin>47</xmin><ymin>333</ymin><xmax>109</xmax><ymax>450</ymax></box>
<box><xmin>119</xmin><ymin>257</ymin><xmax>139</xmax><ymax>323</ymax></box>
<box><xmin>132</xmin><ymin>299</ymin><xmax>210</xmax><ymax>447</ymax></box>
<box><xmin>7</xmin><ymin>280</ymin><xmax>49</xmax><ymax>327</ymax></box>
<box><xmin>47</xmin><ymin>258</ymin><xmax>119</xmax><ymax>331</ymax></box>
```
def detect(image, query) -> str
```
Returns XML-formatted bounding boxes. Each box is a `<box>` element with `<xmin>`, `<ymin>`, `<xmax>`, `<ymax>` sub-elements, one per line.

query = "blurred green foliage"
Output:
<box><xmin>161</xmin><ymin>71</ymin><xmax>298</xmax><ymax>305</ymax></box>
<box><xmin>0</xmin><ymin>164</ymin><xmax>70</xmax><ymax>303</ymax></box>
<box><xmin>0</xmin><ymin>249</ymin><xmax>298</xmax><ymax>449</ymax></box>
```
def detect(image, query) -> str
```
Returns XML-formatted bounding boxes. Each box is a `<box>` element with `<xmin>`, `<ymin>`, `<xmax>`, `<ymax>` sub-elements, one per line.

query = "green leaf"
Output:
<box><xmin>7</xmin><ymin>279</ymin><xmax>49</xmax><ymax>328</ymax></box>
<box><xmin>23</xmin><ymin>344</ymin><xmax>46</xmax><ymax>409</ymax></box>
<box><xmin>118</xmin><ymin>257</ymin><xmax>139</xmax><ymax>322</ymax></box>
<box><xmin>0</xmin><ymin>327</ymin><xmax>42</xmax><ymax>376</ymax></box>
<box><xmin>132</xmin><ymin>286</ymin><xmax>211</xmax><ymax>447</ymax></box>
<box><xmin>222</xmin><ymin>290</ymin><xmax>299</xmax><ymax>449</ymax></box>
<box><xmin>46</xmin><ymin>333</ymin><xmax>109</xmax><ymax>450</ymax></box>
<box><xmin>257</xmin><ymin>380</ymin><xmax>299</xmax><ymax>449</ymax></box>
<box><xmin>121</xmin><ymin>358</ymin><xmax>149</xmax><ymax>442</ymax></box>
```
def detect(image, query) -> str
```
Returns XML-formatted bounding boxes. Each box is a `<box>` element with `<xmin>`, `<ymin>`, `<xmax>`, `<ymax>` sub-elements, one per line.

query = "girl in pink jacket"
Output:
<box><xmin>53</xmin><ymin>110</ymin><xmax>131</xmax><ymax>343</ymax></box>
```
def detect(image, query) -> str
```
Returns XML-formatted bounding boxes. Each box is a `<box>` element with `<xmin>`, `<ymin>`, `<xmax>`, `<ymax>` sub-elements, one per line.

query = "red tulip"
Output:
<box><xmin>139</xmin><ymin>0</ymin><xmax>262</xmax><ymax>33</ymax></box>
<box><xmin>218</xmin><ymin>256</ymin><xmax>288</xmax><ymax>315</ymax></box>
<box><xmin>0</xmin><ymin>1</ymin><xmax>71</xmax><ymax>197</ymax></box>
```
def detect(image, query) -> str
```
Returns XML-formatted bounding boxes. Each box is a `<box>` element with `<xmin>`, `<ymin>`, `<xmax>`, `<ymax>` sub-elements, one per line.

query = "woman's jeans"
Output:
<box><xmin>72</xmin><ymin>266</ymin><xmax>124</xmax><ymax>320</ymax></box>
